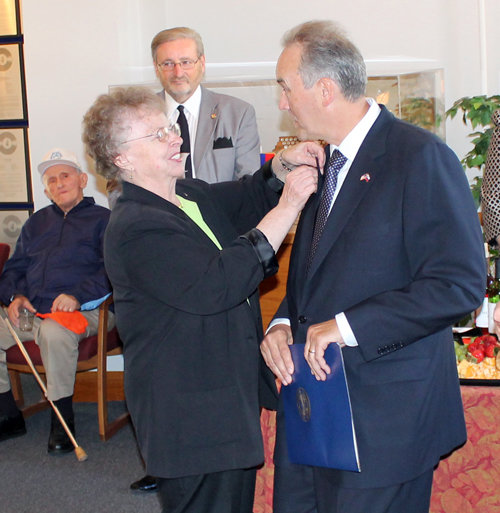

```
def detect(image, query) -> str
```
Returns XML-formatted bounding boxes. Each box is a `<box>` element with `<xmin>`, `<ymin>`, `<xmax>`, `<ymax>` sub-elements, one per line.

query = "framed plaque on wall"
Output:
<box><xmin>0</xmin><ymin>209</ymin><xmax>30</xmax><ymax>254</ymax></box>
<box><xmin>0</xmin><ymin>126</ymin><xmax>31</xmax><ymax>203</ymax></box>
<box><xmin>0</xmin><ymin>42</ymin><xmax>27</xmax><ymax>122</ymax></box>
<box><xmin>0</xmin><ymin>0</ymin><xmax>21</xmax><ymax>37</ymax></box>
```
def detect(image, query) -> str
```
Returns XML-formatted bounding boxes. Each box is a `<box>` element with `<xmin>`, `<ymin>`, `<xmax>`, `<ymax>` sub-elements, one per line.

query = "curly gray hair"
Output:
<box><xmin>82</xmin><ymin>86</ymin><xmax>165</xmax><ymax>180</ymax></box>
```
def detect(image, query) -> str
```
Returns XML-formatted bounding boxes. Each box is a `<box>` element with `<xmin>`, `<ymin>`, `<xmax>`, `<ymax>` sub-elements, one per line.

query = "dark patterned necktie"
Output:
<box><xmin>307</xmin><ymin>149</ymin><xmax>348</xmax><ymax>271</ymax></box>
<box><xmin>177</xmin><ymin>105</ymin><xmax>192</xmax><ymax>178</ymax></box>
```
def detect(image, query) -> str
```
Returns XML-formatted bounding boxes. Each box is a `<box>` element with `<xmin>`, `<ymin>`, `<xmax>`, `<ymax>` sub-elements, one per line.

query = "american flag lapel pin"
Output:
<box><xmin>360</xmin><ymin>173</ymin><xmax>371</xmax><ymax>182</ymax></box>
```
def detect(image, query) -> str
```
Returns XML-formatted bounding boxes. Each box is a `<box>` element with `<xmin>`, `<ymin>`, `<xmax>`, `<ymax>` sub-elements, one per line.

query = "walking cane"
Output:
<box><xmin>3</xmin><ymin>316</ymin><xmax>88</xmax><ymax>461</ymax></box>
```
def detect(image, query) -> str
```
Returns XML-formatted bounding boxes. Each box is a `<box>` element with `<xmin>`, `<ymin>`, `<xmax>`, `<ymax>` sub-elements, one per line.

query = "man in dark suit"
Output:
<box><xmin>260</xmin><ymin>20</ymin><xmax>486</xmax><ymax>513</ymax></box>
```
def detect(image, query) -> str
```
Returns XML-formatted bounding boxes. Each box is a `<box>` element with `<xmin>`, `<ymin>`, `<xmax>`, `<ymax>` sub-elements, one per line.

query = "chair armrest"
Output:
<box><xmin>99</xmin><ymin>293</ymin><xmax>114</xmax><ymax>312</ymax></box>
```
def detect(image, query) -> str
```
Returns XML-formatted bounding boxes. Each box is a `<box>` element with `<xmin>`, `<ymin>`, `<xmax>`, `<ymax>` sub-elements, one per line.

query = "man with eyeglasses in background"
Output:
<box><xmin>128</xmin><ymin>26</ymin><xmax>261</xmax><ymax>494</ymax></box>
<box><xmin>153</xmin><ymin>26</ymin><xmax>261</xmax><ymax>182</ymax></box>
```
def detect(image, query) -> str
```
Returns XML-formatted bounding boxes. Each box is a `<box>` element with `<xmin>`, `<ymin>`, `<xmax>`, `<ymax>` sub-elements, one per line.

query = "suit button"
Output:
<box><xmin>298</xmin><ymin>316</ymin><xmax>307</xmax><ymax>324</ymax></box>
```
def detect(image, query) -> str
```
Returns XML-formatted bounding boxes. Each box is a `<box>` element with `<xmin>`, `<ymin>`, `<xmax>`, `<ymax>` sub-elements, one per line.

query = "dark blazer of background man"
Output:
<box><xmin>260</xmin><ymin>20</ymin><xmax>485</xmax><ymax>513</ymax></box>
<box><xmin>153</xmin><ymin>26</ymin><xmax>260</xmax><ymax>183</ymax></box>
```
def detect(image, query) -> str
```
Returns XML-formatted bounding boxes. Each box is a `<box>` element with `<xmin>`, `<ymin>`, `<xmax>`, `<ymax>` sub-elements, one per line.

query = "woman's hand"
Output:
<box><xmin>257</xmin><ymin>164</ymin><xmax>318</xmax><ymax>252</ymax></box>
<box><xmin>280</xmin><ymin>164</ymin><xmax>319</xmax><ymax>214</ymax></box>
<box><xmin>272</xmin><ymin>141</ymin><xmax>326</xmax><ymax>182</ymax></box>
<box><xmin>283</xmin><ymin>141</ymin><xmax>326</xmax><ymax>168</ymax></box>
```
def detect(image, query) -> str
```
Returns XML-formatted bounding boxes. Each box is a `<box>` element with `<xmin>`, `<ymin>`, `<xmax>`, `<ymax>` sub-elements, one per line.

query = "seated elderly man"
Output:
<box><xmin>0</xmin><ymin>148</ymin><xmax>113</xmax><ymax>454</ymax></box>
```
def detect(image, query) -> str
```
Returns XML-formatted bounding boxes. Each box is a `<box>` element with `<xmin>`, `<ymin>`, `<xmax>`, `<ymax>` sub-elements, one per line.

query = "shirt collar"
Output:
<box><xmin>164</xmin><ymin>85</ymin><xmax>202</xmax><ymax>121</ymax></box>
<box><xmin>335</xmin><ymin>98</ymin><xmax>381</xmax><ymax>162</ymax></box>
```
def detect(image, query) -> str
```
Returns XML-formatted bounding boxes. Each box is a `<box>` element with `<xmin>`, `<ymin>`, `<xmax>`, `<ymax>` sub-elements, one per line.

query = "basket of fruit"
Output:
<box><xmin>455</xmin><ymin>334</ymin><xmax>500</xmax><ymax>384</ymax></box>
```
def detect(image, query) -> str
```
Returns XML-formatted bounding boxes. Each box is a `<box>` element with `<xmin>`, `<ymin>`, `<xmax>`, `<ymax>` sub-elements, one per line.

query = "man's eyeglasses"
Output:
<box><xmin>120</xmin><ymin>123</ymin><xmax>181</xmax><ymax>145</ymax></box>
<box><xmin>156</xmin><ymin>59</ymin><xmax>199</xmax><ymax>71</ymax></box>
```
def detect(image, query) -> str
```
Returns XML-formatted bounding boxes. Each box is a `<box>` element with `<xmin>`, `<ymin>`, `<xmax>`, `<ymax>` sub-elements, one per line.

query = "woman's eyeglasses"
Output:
<box><xmin>120</xmin><ymin>123</ymin><xmax>181</xmax><ymax>145</ymax></box>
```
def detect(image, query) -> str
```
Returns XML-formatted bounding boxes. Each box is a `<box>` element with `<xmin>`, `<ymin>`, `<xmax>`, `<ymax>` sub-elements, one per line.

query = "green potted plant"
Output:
<box><xmin>445</xmin><ymin>95</ymin><xmax>500</xmax><ymax>207</ymax></box>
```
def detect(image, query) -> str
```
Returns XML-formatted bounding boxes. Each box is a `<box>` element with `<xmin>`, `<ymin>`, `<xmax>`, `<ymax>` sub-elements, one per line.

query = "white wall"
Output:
<box><xmin>21</xmin><ymin>0</ymin><xmax>500</xmax><ymax>210</ymax></box>
<box><xmin>22</xmin><ymin>0</ymin><xmax>169</xmax><ymax>209</ymax></box>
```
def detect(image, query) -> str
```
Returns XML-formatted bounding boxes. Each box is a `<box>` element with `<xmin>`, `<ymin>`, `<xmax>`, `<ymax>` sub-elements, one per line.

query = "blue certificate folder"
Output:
<box><xmin>282</xmin><ymin>343</ymin><xmax>360</xmax><ymax>471</ymax></box>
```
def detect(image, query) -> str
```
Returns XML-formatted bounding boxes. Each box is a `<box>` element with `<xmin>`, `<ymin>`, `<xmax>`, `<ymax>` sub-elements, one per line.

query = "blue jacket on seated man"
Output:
<box><xmin>0</xmin><ymin>148</ymin><xmax>113</xmax><ymax>455</ymax></box>
<box><xmin>0</xmin><ymin>196</ymin><xmax>111</xmax><ymax>313</ymax></box>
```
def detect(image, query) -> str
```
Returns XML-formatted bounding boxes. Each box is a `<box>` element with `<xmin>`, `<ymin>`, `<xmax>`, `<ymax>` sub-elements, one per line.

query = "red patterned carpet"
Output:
<box><xmin>431</xmin><ymin>385</ymin><xmax>500</xmax><ymax>513</ymax></box>
<box><xmin>254</xmin><ymin>386</ymin><xmax>500</xmax><ymax>513</ymax></box>
<box><xmin>254</xmin><ymin>408</ymin><xmax>276</xmax><ymax>513</ymax></box>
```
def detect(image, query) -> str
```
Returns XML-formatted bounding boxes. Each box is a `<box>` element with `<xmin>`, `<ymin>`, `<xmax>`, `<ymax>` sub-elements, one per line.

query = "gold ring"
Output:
<box><xmin>308</xmin><ymin>349</ymin><xmax>316</xmax><ymax>353</ymax></box>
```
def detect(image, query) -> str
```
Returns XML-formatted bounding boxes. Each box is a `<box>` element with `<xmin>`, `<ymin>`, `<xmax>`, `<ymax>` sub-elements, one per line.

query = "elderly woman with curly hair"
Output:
<box><xmin>82</xmin><ymin>86</ymin><xmax>322</xmax><ymax>513</ymax></box>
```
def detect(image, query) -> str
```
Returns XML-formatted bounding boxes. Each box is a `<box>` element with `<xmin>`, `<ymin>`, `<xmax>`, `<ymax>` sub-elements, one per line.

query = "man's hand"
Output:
<box><xmin>51</xmin><ymin>294</ymin><xmax>80</xmax><ymax>313</ymax></box>
<box><xmin>305</xmin><ymin>319</ymin><xmax>345</xmax><ymax>381</ymax></box>
<box><xmin>260</xmin><ymin>324</ymin><xmax>294</xmax><ymax>386</ymax></box>
<box><xmin>7</xmin><ymin>295</ymin><xmax>36</xmax><ymax>328</ymax></box>
<box><xmin>272</xmin><ymin>142</ymin><xmax>326</xmax><ymax>182</ymax></box>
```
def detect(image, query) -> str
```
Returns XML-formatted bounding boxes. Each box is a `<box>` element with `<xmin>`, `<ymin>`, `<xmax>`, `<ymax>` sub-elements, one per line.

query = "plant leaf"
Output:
<box><xmin>468</xmin><ymin>155</ymin><xmax>485</xmax><ymax>167</ymax></box>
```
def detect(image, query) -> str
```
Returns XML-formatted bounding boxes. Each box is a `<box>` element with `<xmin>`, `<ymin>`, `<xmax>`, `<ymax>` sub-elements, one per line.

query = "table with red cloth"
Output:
<box><xmin>253</xmin><ymin>385</ymin><xmax>500</xmax><ymax>513</ymax></box>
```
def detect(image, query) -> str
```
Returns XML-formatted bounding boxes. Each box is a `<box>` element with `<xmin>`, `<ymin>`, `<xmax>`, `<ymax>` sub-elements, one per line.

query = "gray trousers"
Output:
<box><xmin>0</xmin><ymin>308</ymin><xmax>115</xmax><ymax>401</ymax></box>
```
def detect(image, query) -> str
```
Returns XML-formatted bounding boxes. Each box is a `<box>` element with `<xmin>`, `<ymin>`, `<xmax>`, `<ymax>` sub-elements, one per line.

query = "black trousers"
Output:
<box><xmin>273</xmin><ymin>397</ymin><xmax>317</xmax><ymax>513</ymax></box>
<box><xmin>313</xmin><ymin>466</ymin><xmax>434</xmax><ymax>513</ymax></box>
<box><xmin>157</xmin><ymin>468</ymin><xmax>257</xmax><ymax>513</ymax></box>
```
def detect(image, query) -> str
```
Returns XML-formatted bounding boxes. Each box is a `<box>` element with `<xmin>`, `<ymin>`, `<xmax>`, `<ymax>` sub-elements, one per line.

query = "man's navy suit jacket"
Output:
<box><xmin>277</xmin><ymin>105</ymin><xmax>485</xmax><ymax>489</ymax></box>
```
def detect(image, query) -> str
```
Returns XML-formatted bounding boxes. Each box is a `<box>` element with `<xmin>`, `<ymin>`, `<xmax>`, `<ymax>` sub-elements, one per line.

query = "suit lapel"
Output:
<box><xmin>194</xmin><ymin>87</ymin><xmax>219</xmax><ymax>172</ymax></box>
<box><xmin>288</xmin><ymin>191</ymin><xmax>321</xmax><ymax>296</ymax></box>
<box><xmin>287</xmin><ymin>148</ymin><xmax>330</xmax><ymax>296</ymax></box>
<box><xmin>305</xmin><ymin>106</ymin><xmax>394</xmax><ymax>281</ymax></box>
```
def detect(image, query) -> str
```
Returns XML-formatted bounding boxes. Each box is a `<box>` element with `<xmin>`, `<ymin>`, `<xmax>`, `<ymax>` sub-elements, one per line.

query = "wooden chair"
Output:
<box><xmin>6</xmin><ymin>295</ymin><xmax>130</xmax><ymax>441</ymax></box>
<box><xmin>0</xmin><ymin>243</ymin><xmax>10</xmax><ymax>275</ymax></box>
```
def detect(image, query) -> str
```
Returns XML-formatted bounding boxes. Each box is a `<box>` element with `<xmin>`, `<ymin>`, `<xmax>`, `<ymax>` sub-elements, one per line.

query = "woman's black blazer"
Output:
<box><xmin>104</xmin><ymin>163</ymin><xmax>281</xmax><ymax>479</ymax></box>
